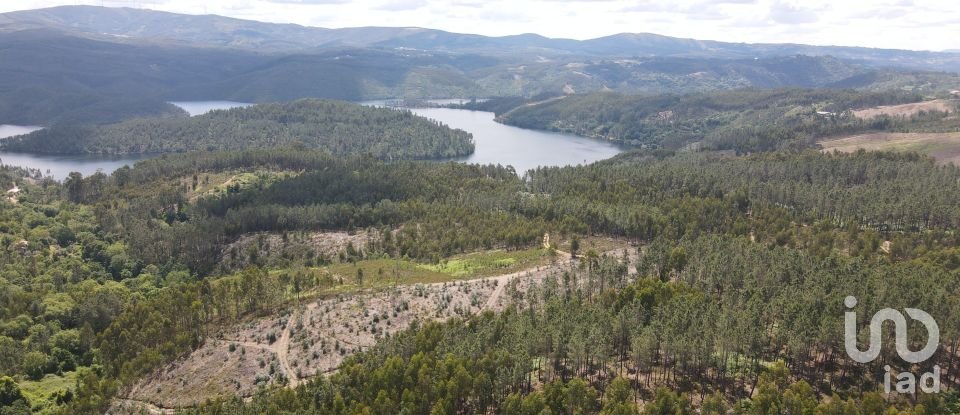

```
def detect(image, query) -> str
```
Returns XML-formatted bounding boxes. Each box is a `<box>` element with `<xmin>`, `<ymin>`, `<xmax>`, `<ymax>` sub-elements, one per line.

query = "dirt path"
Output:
<box><xmin>275</xmin><ymin>301</ymin><xmax>319</xmax><ymax>387</ymax></box>
<box><xmin>496</xmin><ymin>95</ymin><xmax>568</xmax><ymax>120</ymax></box>
<box><xmin>480</xmin><ymin>250</ymin><xmax>573</xmax><ymax>311</ymax></box>
<box><xmin>110</xmin><ymin>398</ymin><xmax>178</xmax><ymax>415</ymax></box>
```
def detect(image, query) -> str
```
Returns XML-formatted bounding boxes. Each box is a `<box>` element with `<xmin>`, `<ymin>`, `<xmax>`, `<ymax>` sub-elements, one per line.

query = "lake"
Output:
<box><xmin>0</xmin><ymin>100</ymin><xmax>625</xmax><ymax>180</ymax></box>
<box><xmin>0</xmin><ymin>100</ymin><xmax>251</xmax><ymax>179</ymax></box>
<box><xmin>413</xmin><ymin>107</ymin><xmax>623</xmax><ymax>174</ymax></box>
<box><xmin>363</xmin><ymin>101</ymin><xmax>625</xmax><ymax>174</ymax></box>
<box><xmin>0</xmin><ymin>124</ymin><xmax>149</xmax><ymax>179</ymax></box>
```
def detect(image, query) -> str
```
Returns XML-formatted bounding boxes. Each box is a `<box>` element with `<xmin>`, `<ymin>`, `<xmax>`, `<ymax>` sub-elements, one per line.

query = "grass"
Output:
<box><xmin>19</xmin><ymin>371</ymin><xmax>78</xmax><ymax>408</ymax></box>
<box><xmin>325</xmin><ymin>258</ymin><xmax>457</xmax><ymax>290</ymax></box>
<box><xmin>420</xmin><ymin>248</ymin><xmax>554</xmax><ymax>278</ymax></box>
<box><xmin>312</xmin><ymin>248</ymin><xmax>555</xmax><ymax>294</ymax></box>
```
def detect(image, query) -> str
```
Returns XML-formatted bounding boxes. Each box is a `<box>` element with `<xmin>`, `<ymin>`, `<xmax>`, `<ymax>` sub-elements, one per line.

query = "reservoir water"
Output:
<box><xmin>362</xmin><ymin>101</ymin><xmax>626</xmax><ymax>174</ymax></box>
<box><xmin>418</xmin><ymin>107</ymin><xmax>623</xmax><ymax>174</ymax></box>
<box><xmin>0</xmin><ymin>100</ymin><xmax>625</xmax><ymax>180</ymax></box>
<box><xmin>1</xmin><ymin>124</ymin><xmax>149</xmax><ymax>179</ymax></box>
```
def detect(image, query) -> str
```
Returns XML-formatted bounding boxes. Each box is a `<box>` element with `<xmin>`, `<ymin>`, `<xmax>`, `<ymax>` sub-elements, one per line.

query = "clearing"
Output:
<box><xmin>116</xmin><ymin>237</ymin><xmax>636</xmax><ymax>411</ymax></box>
<box><xmin>852</xmin><ymin>99</ymin><xmax>956</xmax><ymax>119</ymax></box>
<box><xmin>819</xmin><ymin>132</ymin><xmax>960</xmax><ymax>166</ymax></box>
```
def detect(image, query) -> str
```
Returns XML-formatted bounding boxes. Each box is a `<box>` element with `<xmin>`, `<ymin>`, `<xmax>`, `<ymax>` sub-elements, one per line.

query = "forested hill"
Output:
<box><xmin>0</xmin><ymin>99</ymin><xmax>475</xmax><ymax>159</ymax></box>
<box><xmin>494</xmin><ymin>89</ymin><xmax>960</xmax><ymax>153</ymax></box>
<box><xmin>6</xmin><ymin>148</ymin><xmax>960</xmax><ymax>413</ymax></box>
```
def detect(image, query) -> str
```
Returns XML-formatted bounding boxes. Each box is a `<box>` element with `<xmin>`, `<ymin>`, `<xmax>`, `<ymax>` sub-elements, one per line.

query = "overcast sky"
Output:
<box><xmin>2</xmin><ymin>0</ymin><xmax>957</xmax><ymax>52</ymax></box>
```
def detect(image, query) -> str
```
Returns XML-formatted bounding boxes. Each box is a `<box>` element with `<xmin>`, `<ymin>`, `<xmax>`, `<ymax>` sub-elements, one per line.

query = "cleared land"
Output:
<box><xmin>852</xmin><ymin>99</ymin><xmax>956</xmax><ymax>119</ymax></box>
<box><xmin>819</xmin><ymin>132</ymin><xmax>960</xmax><ymax>165</ymax></box>
<box><xmin>122</xmin><ymin>257</ymin><xmax>570</xmax><ymax>408</ymax></box>
<box><xmin>116</xmin><ymin>237</ymin><xmax>636</xmax><ymax>411</ymax></box>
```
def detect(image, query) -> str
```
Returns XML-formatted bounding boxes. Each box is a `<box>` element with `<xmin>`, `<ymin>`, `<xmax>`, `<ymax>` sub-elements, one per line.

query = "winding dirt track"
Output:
<box><xmin>275</xmin><ymin>301</ymin><xmax>319</xmax><ymax>387</ymax></box>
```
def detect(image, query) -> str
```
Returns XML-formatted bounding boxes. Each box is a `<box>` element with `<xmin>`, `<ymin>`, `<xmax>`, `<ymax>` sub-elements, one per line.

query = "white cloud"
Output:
<box><xmin>768</xmin><ymin>1</ymin><xmax>818</xmax><ymax>24</ymax></box>
<box><xmin>0</xmin><ymin>0</ymin><xmax>956</xmax><ymax>51</ymax></box>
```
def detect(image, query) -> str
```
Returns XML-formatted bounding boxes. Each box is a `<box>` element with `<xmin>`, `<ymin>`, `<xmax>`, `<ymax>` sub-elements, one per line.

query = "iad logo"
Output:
<box><xmin>844</xmin><ymin>296</ymin><xmax>941</xmax><ymax>394</ymax></box>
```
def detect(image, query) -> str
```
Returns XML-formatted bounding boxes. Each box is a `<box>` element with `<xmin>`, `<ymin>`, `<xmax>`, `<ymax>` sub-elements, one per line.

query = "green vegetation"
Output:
<box><xmin>420</xmin><ymin>248</ymin><xmax>553</xmax><ymax>278</ymax></box>
<box><xmin>1</xmin><ymin>99</ymin><xmax>475</xmax><ymax>159</ymax></box>
<box><xmin>3</xmin><ymin>139</ymin><xmax>960</xmax><ymax>413</ymax></box>
<box><xmin>7</xmin><ymin>7</ymin><xmax>960</xmax><ymax>414</ymax></box>
<box><xmin>496</xmin><ymin>88</ymin><xmax>960</xmax><ymax>152</ymax></box>
<box><xmin>18</xmin><ymin>372</ymin><xmax>78</xmax><ymax>408</ymax></box>
<box><xmin>185</xmin><ymin>235</ymin><xmax>960</xmax><ymax>414</ymax></box>
<box><xmin>326</xmin><ymin>258</ymin><xmax>455</xmax><ymax>288</ymax></box>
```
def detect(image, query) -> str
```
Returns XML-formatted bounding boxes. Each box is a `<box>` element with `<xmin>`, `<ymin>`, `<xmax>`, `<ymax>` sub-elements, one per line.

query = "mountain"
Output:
<box><xmin>0</xmin><ymin>29</ymin><xmax>494</xmax><ymax>125</ymax></box>
<box><xmin>3</xmin><ymin>6</ymin><xmax>960</xmax><ymax>72</ymax></box>
<box><xmin>1</xmin><ymin>6</ymin><xmax>959</xmax><ymax>126</ymax></box>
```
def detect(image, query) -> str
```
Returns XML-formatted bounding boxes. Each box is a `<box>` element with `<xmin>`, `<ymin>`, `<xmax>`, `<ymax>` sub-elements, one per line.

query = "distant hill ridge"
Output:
<box><xmin>2</xmin><ymin>5</ymin><xmax>959</xmax><ymax>71</ymax></box>
<box><xmin>1</xmin><ymin>6</ymin><xmax>959</xmax><ymax>127</ymax></box>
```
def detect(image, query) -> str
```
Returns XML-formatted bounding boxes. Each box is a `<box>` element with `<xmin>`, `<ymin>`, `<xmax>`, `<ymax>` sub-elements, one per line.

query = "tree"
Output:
<box><xmin>0</xmin><ymin>376</ymin><xmax>25</xmax><ymax>407</ymax></box>
<box><xmin>64</xmin><ymin>171</ymin><xmax>84</xmax><ymax>202</ymax></box>
<box><xmin>602</xmin><ymin>377</ymin><xmax>638</xmax><ymax>415</ymax></box>
<box><xmin>22</xmin><ymin>351</ymin><xmax>52</xmax><ymax>380</ymax></box>
<box><xmin>642</xmin><ymin>387</ymin><xmax>691</xmax><ymax>415</ymax></box>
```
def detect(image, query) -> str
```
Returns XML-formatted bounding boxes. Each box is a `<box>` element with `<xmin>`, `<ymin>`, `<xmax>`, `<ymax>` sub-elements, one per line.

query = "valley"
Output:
<box><xmin>2</xmin><ymin>4</ymin><xmax>960</xmax><ymax>415</ymax></box>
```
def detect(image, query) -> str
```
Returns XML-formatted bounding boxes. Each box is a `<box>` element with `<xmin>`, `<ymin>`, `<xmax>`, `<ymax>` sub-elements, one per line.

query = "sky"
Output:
<box><xmin>1</xmin><ymin>0</ymin><xmax>958</xmax><ymax>52</ymax></box>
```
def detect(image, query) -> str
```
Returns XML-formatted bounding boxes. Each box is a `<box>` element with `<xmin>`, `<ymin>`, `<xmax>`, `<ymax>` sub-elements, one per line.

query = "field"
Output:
<box><xmin>852</xmin><ymin>99</ymin><xmax>956</xmax><ymax>119</ymax></box>
<box><xmin>819</xmin><ymin>132</ymin><xmax>960</xmax><ymax>165</ymax></box>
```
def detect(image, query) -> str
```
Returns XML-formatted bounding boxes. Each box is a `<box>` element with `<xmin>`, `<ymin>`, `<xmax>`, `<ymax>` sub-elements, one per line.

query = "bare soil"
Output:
<box><xmin>121</xmin><ymin>254</ymin><xmax>575</xmax><ymax>409</ymax></box>
<box><xmin>852</xmin><ymin>99</ymin><xmax>956</xmax><ymax>119</ymax></box>
<box><xmin>819</xmin><ymin>132</ymin><xmax>960</xmax><ymax>166</ymax></box>
<box><xmin>115</xmin><ymin>244</ymin><xmax>640</xmax><ymax>412</ymax></box>
<box><xmin>219</xmin><ymin>230</ymin><xmax>376</xmax><ymax>270</ymax></box>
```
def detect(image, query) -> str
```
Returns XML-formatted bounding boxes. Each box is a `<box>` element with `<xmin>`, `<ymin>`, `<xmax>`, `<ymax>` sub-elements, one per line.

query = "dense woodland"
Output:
<box><xmin>494</xmin><ymin>89</ymin><xmax>960</xmax><ymax>152</ymax></box>
<box><xmin>2</xmin><ymin>143</ymin><xmax>960</xmax><ymax>413</ymax></box>
<box><xmin>0</xmin><ymin>100</ymin><xmax>475</xmax><ymax>159</ymax></box>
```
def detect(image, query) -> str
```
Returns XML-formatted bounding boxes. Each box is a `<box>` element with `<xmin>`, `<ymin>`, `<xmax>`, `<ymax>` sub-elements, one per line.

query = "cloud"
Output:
<box><xmin>768</xmin><ymin>2</ymin><xmax>818</xmax><ymax>24</ymax></box>
<box><xmin>376</xmin><ymin>0</ymin><xmax>428</xmax><ymax>11</ymax></box>
<box><xmin>262</xmin><ymin>0</ymin><xmax>349</xmax><ymax>4</ymax></box>
<box><xmin>618</xmin><ymin>1</ymin><xmax>733</xmax><ymax>21</ymax></box>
